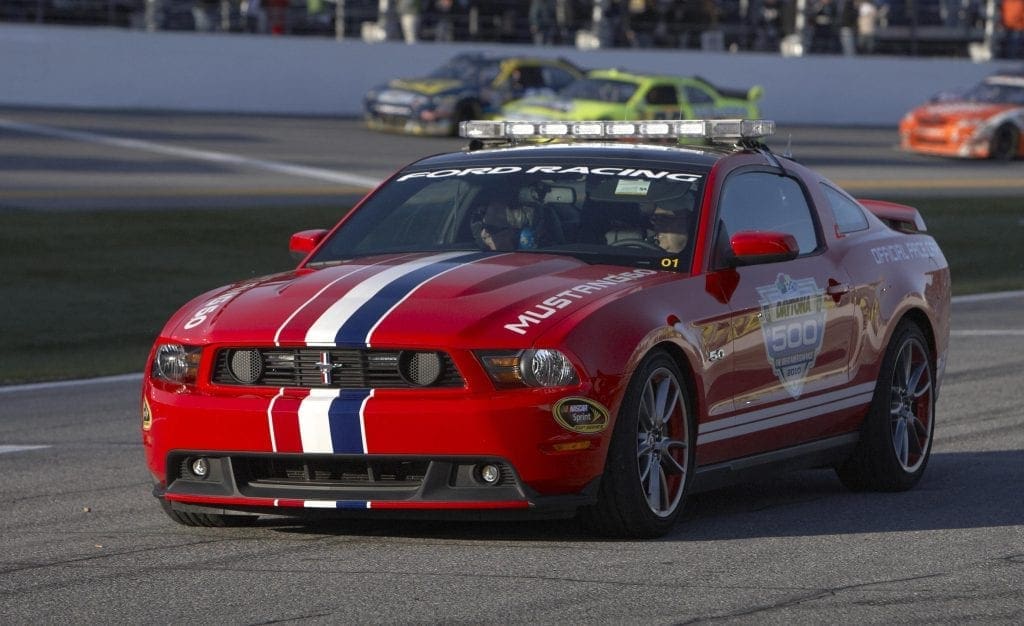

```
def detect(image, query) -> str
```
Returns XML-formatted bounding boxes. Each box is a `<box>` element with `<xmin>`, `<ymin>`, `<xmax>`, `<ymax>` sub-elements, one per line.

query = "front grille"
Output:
<box><xmin>212</xmin><ymin>348</ymin><xmax>463</xmax><ymax>389</ymax></box>
<box><xmin>235</xmin><ymin>456</ymin><xmax>430</xmax><ymax>490</ymax></box>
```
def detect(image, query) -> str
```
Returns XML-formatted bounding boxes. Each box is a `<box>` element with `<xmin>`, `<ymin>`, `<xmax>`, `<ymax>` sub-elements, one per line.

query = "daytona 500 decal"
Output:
<box><xmin>757</xmin><ymin>274</ymin><xmax>826</xmax><ymax>399</ymax></box>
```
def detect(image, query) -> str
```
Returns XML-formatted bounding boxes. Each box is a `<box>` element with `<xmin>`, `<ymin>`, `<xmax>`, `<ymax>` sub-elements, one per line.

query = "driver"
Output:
<box><xmin>473</xmin><ymin>197</ymin><xmax>536</xmax><ymax>251</ymax></box>
<box><xmin>646</xmin><ymin>194</ymin><xmax>693</xmax><ymax>254</ymax></box>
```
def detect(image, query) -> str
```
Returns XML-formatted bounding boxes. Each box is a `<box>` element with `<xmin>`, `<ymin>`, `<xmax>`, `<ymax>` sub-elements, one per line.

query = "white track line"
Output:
<box><xmin>952</xmin><ymin>289</ymin><xmax>1024</xmax><ymax>304</ymax></box>
<box><xmin>0</xmin><ymin>117</ymin><xmax>382</xmax><ymax>188</ymax></box>
<box><xmin>0</xmin><ymin>445</ymin><xmax>51</xmax><ymax>455</ymax></box>
<box><xmin>0</xmin><ymin>373</ymin><xmax>142</xmax><ymax>395</ymax></box>
<box><xmin>951</xmin><ymin>330</ymin><xmax>1024</xmax><ymax>337</ymax></box>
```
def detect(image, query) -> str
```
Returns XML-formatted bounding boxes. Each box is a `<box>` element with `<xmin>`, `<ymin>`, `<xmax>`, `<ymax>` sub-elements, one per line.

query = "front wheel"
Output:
<box><xmin>989</xmin><ymin>124</ymin><xmax>1019</xmax><ymax>161</ymax></box>
<box><xmin>579</xmin><ymin>350</ymin><xmax>695</xmax><ymax>538</ymax></box>
<box><xmin>836</xmin><ymin>321</ymin><xmax>935</xmax><ymax>491</ymax></box>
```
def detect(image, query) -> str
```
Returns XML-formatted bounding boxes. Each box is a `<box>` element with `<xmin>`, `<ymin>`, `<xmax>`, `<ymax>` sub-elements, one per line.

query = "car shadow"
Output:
<box><xmin>264</xmin><ymin>449</ymin><xmax>1024</xmax><ymax>542</ymax></box>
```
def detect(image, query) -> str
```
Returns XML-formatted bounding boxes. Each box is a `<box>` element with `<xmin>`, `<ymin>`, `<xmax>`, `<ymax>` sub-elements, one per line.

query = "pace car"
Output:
<box><xmin>501</xmin><ymin>69</ymin><xmax>762</xmax><ymax>122</ymax></box>
<box><xmin>899</xmin><ymin>70</ymin><xmax>1024</xmax><ymax>160</ymax></box>
<box><xmin>143</xmin><ymin>119</ymin><xmax>950</xmax><ymax>538</ymax></box>
<box><xmin>362</xmin><ymin>53</ymin><xmax>583</xmax><ymax>136</ymax></box>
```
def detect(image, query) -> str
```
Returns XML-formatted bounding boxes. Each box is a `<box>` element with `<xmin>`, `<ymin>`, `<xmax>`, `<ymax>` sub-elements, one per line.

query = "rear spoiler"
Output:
<box><xmin>859</xmin><ymin>199</ymin><xmax>927</xmax><ymax>234</ymax></box>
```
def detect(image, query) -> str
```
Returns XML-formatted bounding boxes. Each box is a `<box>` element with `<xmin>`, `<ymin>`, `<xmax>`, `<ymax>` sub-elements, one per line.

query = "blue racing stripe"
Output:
<box><xmin>327</xmin><ymin>389</ymin><xmax>371</xmax><ymax>453</ymax></box>
<box><xmin>336</xmin><ymin>500</ymin><xmax>370</xmax><ymax>509</ymax></box>
<box><xmin>334</xmin><ymin>252</ymin><xmax>488</xmax><ymax>345</ymax></box>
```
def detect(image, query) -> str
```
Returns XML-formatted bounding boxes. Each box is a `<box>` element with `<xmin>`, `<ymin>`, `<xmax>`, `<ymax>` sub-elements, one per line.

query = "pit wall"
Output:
<box><xmin>2</xmin><ymin>23</ymin><xmax>1018</xmax><ymax>126</ymax></box>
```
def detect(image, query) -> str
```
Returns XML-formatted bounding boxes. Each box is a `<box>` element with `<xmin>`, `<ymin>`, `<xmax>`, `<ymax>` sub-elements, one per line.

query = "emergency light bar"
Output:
<box><xmin>460</xmin><ymin>119</ymin><xmax>775</xmax><ymax>141</ymax></box>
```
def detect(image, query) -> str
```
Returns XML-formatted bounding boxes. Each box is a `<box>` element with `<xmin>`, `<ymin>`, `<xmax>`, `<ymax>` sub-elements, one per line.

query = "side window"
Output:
<box><xmin>714</xmin><ymin>171</ymin><xmax>820</xmax><ymax>266</ymax></box>
<box><xmin>512</xmin><ymin>65</ymin><xmax>545</xmax><ymax>89</ymax></box>
<box><xmin>645</xmin><ymin>84</ymin><xmax>679</xmax><ymax>106</ymax></box>
<box><xmin>821</xmin><ymin>183</ymin><xmax>870</xmax><ymax>234</ymax></box>
<box><xmin>542</xmin><ymin>66</ymin><xmax>577</xmax><ymax>91</ymax></box>
<box><xmin>683</xmin><ymin>85</ymin><xmax>713</xmax><ymax>105</ymax></box>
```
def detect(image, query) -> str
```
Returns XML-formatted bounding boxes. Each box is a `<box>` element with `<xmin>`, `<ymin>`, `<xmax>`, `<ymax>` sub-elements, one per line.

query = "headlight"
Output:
<box><xmin>152</xmin><ymin>344</ymin><xmax>202</xmax><ymax>384</ymax></box>
<box><xmin>476</xmin><ymin>349</ymin><xmax>579</xmax><ymax>389</ymax></box>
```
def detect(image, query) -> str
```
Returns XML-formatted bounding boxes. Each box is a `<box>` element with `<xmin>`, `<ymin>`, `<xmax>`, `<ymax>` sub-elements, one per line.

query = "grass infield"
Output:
<box><xmin>1</xmin><ymin>197</ymin><xmax>1021</xmax><ymax>384</ymax></box>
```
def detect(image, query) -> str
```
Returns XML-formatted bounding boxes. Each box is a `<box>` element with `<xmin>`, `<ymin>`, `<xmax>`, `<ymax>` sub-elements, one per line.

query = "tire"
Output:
<box><xmin>160</xmin><ymin>498</ymin><xmax>260</xmax><ymax>528</ymax></box>
<box><xmin>989</xmin><ymin>124</ymin><xmax>1019</xmax><ymax>161</ymax></box>
<box><xmin>579</xmin><ymin>350</ymin><xmax>695</xmax><ymax>538</ymax></box>
<box><xmin>836</xmin><ymin>321</ymin><xmax>935</xmax><ymax>492</ymax></box>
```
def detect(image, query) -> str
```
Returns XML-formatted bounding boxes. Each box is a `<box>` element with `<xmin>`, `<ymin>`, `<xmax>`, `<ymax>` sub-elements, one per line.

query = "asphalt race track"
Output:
<box><xmin>3</xmin><ymin>108</ymin><xmax>1024</xmax><ymax>212</ymax></box>
<box><xmin>1</xmin><ymin>110</ymin><xmax>1023</xmax><ymax>623</ymax></box>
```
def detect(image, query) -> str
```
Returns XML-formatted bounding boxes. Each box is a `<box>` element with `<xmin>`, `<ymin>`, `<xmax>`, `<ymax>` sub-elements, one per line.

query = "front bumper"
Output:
<box><xmin>156</xmin><ymin>451</ymin><xmax>597</xmax><ymax>518</ymax></box>
<box><xmin>900</xmin><ymin>127</ymin><xmax>990</xmax><ymax>159</ymax></box>
<box><xmin>143</xmin><ymin>382</ymin><xmax>611</xmax><ymax>515</ymax></box>
<box><xmin>364</xmin><ymin>109</ymin><xmax>453</xmax><ymax>136</ymax></box>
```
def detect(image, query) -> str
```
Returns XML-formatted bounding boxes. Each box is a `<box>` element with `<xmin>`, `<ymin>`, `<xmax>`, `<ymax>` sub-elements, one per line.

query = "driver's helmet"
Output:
<box><xmin>472</xmin><ymin>197</ymin><xmax>537</xmax><ymax>251</ymax></box>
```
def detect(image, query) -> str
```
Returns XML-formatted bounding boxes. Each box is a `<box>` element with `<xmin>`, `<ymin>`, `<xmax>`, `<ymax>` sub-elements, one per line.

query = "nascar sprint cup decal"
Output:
<box><xmin>757</xmin><ymin>274</ymin><xmax>826</xmax><ymax>399</ymax></box>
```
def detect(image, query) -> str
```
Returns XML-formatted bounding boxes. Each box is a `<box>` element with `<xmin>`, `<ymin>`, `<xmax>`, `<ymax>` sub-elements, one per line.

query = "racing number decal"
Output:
<box><xmin>756</xmin><ymin>274</ymin><xmax>826</xmax><ymax>398</ymax></box>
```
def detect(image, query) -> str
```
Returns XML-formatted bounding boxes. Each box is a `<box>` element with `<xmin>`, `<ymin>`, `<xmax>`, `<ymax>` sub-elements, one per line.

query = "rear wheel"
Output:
<box><xmin>989</xmin><ymin>124</ymin><xmax>1019</xmax><ymax>161</ymax></box>
<box><xmin>160</xmin><ymin>498</ymin><xmax>260</xmax><ymax>528</ymax></box>
<box><xmin>836</xmin><ymin>321</ymin><xmax>935</xmax><ymax>491</ymax></box>
<box><xmin>579</xmin><ymin>350</ymin><xmax>695</xmax><ymax>538</ymax></box>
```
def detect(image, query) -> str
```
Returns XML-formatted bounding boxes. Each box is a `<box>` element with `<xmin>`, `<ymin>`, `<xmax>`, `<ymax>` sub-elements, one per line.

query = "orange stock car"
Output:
<box><xmin>899</xmin><ymin>70</ymin><xmax>1024</xmax><ymax>160</ymax></box>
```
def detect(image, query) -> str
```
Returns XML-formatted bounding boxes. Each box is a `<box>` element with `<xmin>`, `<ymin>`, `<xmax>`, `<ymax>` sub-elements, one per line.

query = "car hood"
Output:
<box><xmin>910</xmin><ymin>101</ymin><xmax>1020</xmax><ymax>123</ymax></box>
<box><xmin>165</xmin><ymin>252</ymin><xmax>667</xmax><ymax>349</ymax></box>
<box><xmin>386</xmin><ymin>77</ymin><xmax>466</xmax><ymax>96</ymax></box>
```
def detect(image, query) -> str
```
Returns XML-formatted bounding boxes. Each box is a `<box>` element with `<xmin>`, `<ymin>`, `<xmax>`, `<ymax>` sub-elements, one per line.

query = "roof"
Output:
<box><xmin>407</xmin><ymin>142</ymin><xmax>735</xmax><ymax>172</ymax></box>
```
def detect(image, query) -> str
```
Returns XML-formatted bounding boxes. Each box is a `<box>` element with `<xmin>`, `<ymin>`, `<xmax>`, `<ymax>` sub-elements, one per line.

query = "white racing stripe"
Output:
<box><xmin>698</xmin><ymin>392</ymin><xmax>874</xmax><ymax>445</ymax></box>
<box><xmin>699</xmin><ymin>382</ymin><xmax>875</xmax><ymax>435</ymax></box>
<box><xmin>267</xmin><ymin>388</ymin><xmax>285</xmax><ymax>453</ymax></box>
<box><xmin>0</xmin><ymin>117</ymin><xmax>382</xmax><ymax>188</ymax></box>
<box><xmin>273</xmin><ymin>255</ymin><xmax>413</xmax><ymax>347</ymax></box>
<box><xmin>697</xmin><ymin>382</ymin><xmax>876</xmax><ymax>446</ymax></box>
<box><xmin>304</xmin><ymin>251</ymin><xmax>469</xmax><ymax>346</ymax></box>
<box><xmin>297</xmin><ymin>388</ymin><xmax>340</xmax><ymax>453</ymax></box>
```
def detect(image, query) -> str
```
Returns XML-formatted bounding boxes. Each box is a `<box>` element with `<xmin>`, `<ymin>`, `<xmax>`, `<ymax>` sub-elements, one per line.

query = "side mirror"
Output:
<box><xmin>730</xmin><ymin>230</ymin><xmax>799</xmax><ymax>266</ymax></box>
<box><xmin>289</xmin><ymin>229</ymin><xmax>328</xmax><ymax>260</ymax></box>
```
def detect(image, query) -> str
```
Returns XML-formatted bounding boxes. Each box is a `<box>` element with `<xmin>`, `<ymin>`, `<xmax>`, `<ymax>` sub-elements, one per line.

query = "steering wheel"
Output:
<box><xmin>609</xmin><ymin>238</ymin><xmax>664</xmax><ymax>252</ymax></box>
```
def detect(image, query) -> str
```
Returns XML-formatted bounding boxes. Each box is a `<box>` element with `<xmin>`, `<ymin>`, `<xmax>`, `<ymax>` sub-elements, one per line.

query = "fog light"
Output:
<box><xmin>478</xmin><ymin>464</ymin><xmax>500</xmax><ymax>485</ymax></box>
<box><xmin>190</xmin><ymin>457</ymin><xmax>210</xmax><ymax>479</ymax></box>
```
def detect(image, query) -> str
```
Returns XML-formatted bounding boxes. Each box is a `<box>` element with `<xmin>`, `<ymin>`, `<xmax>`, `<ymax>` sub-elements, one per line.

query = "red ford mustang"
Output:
<box><xmin>142</xmin><ymin>120</ymin><xmax>950</xmax><ymax>537</ymax></box>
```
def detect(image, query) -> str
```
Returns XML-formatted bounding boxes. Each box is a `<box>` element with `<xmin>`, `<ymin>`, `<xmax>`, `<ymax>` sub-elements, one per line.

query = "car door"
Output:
<box><xmin>701</xmin><ymin>167</ymin><xmax>861</xmax><ymax>461</ymax></box>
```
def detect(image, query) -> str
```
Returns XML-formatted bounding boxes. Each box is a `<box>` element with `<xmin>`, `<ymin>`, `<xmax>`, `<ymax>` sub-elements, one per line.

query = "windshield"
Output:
<box><xmin>308</xmin><ymin>160</ymin><xmax>707</xmax><ymax>273</ymax></box>
<box><xmin>963</xmin><ymin>78</ymin><xmax>1024</xmax><ymax>105</ymax></box>
<box><xmin>428</xmin><ymin>56</ymin><xmax>501</xmax><ymax>87</ymax></box>
<box><xmin>562</xmin><ymin>79</ymin><xmax>639</xmax><ymax>103</ymax></box>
